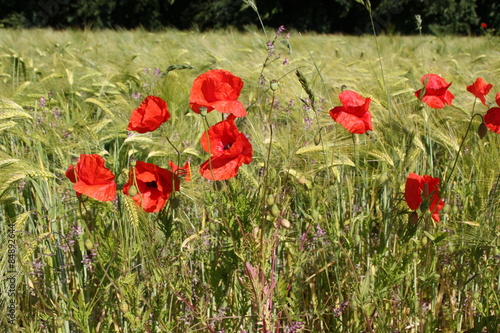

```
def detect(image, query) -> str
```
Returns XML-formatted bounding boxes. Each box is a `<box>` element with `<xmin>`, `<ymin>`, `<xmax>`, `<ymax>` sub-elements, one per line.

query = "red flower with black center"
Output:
<box><xmin>415</xmin><ymin>74</ymin><xmax>454</xmax><ymax>109</ymax></box>
<box><xmin>189</xmin><ymin>69</ymin><xmax>246</xmax><ymax>117</ymax></box>
<box><xmin>484</xmin><ymin>92</ymin><xmax>500</xmax><ymax>134</ymax></box>
<box><xmin>65</xmin><ymin>154</ymin><xmax>116</xmax><ymax>201</ymax></box>
<box><xmin>127</xmin><ymin>95</ymin><xmax>170</xmax><ymax>133</ymax></box>
<box><xmin>329</xmin><ymin>90</ymin><xmax>373</xmax><ymax>134</ymax></box>
<box><xmin>405</xmin><ymin>173</ymin><xmax>445</xmax><ymax>223</ymax></box>
<box><xmin>466</xmin><ymin>78</ymin><xmax>493</xmax><ymax>106</ymax></box>
<box><xmin>199</xmin><ymin>115</ymin><xmax>253</xmax><ymax>180</ymax></box>
<box><xmin>122</xmin><ymin>161</ymin><xmax>178</xmax><ymax>213</ymax></box>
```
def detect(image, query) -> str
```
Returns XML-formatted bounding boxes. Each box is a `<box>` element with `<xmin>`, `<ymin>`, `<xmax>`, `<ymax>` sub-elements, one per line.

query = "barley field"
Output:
<box><xmin>0</xmin><ymin>27</ymin><xmax>499</xmax><ymax>332</ymax></box>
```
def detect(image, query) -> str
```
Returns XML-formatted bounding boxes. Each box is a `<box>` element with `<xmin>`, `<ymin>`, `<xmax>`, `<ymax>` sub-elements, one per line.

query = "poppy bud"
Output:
<box><xmin>266</xmin><ymin>195</ymin><xmax>275</xmax><ymax>206</ymax></box>
<box><xmin>280</xmin><ymin>218</ymin><xmax>291</xmax><ymax>229</ymax></box>
<box><xmin>298</xmin><ymin>176</ymin><xmax>307</xmax><ymax>185</ymax></box>
<box><xmin>270</xmin><ymin>204</ymin><xmax>280</xmax><ymax>217</ymax></box>
<box><xmin>199</xmin><ymin>106</ymin><xmax>208</xmax><ymax>117</ymax></box>
<box><xmin>314</xmin><ymin>131</ymin><xmax>322</xmax><ymax>145</ymax></box>
<box><xmin>421</xmin><ymin>236</ymin><xmax>428</xmax><ymax>246</ymax></box>
<box><xmin>55</xmin><ymin>318</ymin><xmax>64</xmax><ymax>328</ymax></box>
<box><xmin>478</xmin><ymin>122</ymin><xmax>488</xmax><ymax>139</ymax></box>
<box><xmin>443</xmin><ymin>203</ymin><xmax>451</xmax><ymax>213</ymax></box>
<box><xmin>84</xmin><ymin>239</ymin><xmax>94</xmax><ymax>251</ymax></box>
<box><xmin>452</xmin><ymin>205</ymin><xmax>459</xmax><ymax>214</ymax></box>
<box><xmin>270</xmin><ymin>79</ymin><xmax>279</xmax><ymax>91</ymax></box>
<box><xmin>408</xmin><ymin>211</ymin><xmax>418</xmax><ymax>225</ymax></box>
<box><xmin>128</xmin><ymin>185</ymin><xmax>138</xmax><ymax>197</ymax></box>
<box><xmin>119</xmin><ymin>301</ymin><xmax>129</xmax><ymax>313</ymax></box>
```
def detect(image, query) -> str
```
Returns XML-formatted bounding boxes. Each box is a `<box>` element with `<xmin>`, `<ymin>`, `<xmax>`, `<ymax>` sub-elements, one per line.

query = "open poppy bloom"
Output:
<box><xmin>199</xmin><ymin>115</ymin><xmax>253</xmax><ymax>180</ymax></box>
<box><xmin>415</xmin><ymin>74</ymin><xmax>454</xmax><ymax>109</ymax></box>
<box><xmin>127</xmin><ymin>95</ymin><xmax>170</xmax><ymax>133</ymax></box>
<box><xmin>484</xmin><ymin>92</ymin><xmax>500</xmax><ymax>134</ymax></box>
<box><xmin>329</xmin><ymin>90</ymin><xmax>372</xmax><ymax>134</ymax></box>
<box><xmin>405</xmin><ymin>173</ymin><xmax>445</xmax><ymax>222</ymax></box>
<box><xmin>65</xmin><ymin>154</ymin><xmax>116</xmax><ymax>201</ymax></box>
<box><xmin>189</xmin><ymin>69</ymin><xmax>246</xmax><ymax>117</ymax></box>
<box><xmin>169</xmin><ymin>160</ymin><xmax>191</xmax><ymax>183</ymax></box>
<box><xmin>122</xmin><ymin>161</ymin><xmax>178</xmax><ymax>213</ymax></box>
<box><xmin>466</xmin><ymin>78</ymin><xmax>493</xmax><ymax>106</ymax></box>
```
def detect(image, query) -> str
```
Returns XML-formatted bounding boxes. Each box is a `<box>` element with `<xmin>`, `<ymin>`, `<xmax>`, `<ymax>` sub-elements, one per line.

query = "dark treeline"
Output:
<box><xmin>0</xmin><ymin>0</ymin><xmax>497</xmax><ymax>35</ymax></box>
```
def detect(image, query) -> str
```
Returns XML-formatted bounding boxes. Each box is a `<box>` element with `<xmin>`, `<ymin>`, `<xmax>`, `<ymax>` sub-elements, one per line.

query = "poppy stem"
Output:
<box><xmin>164</xmin><ymin>135</ymin><xmax>181</xmax><ymax>173</ymax></box>
<box><xmin>445</xmin><ymin>112</ymin><xmax>484</xmax><ymax>191</ymax></box>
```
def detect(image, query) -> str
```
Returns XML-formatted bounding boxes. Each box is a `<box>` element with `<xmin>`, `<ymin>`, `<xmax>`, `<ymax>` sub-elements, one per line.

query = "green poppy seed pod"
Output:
<box><xmin>421</xmin><ymin>236</ymin><xmax>428</xmax><ymax>246</ymax></box>
<box><xmin>443</xmin><ymin>203</ymin><xmax>451</xmax><ymax>213</ymax></box>
<box><xmin>311</xmin><ymin>209</ymin><xmax>319</xmax><ymax>220</ymax></box>
<box><xmin>473</xmin><ymin>291</ymin><xmax>480</xmax><ymax>300</ymax></box>
<box><xmin>199</xmin><ymin>106</ymin><xmax>208</xmax><ymax>117</ymax></box>
<box><xmin>409</xmin><ymin>211</ymin><xmax>419</xmax><ymax>225</ymax></box>
<box><xmin>128</xmin><ymin>185</ymin><xmax>138</xmax><ymax>197</ymax></box>
<box><xmin>55</xmin><ymin>317</ymin><xmax>64</xmax><ymax>328</ymax></box>
<box><xmin>119</xmin><ymin>301</ymin><xmax>129</xmax><ymax>314</ymax></box>
<box><xmin>280</xmin><ymin>218</ymin><xmax>291</xmax><ymax>229</ymax></box>
<box><xmin>84</xmin><ymin>239</ymin><xmax>94</xmax><ymax>251</ymax></box>
<box><xmin>129</xmin><ymin>157</ymin><xmax>137</xmax><ymax>167</ymax></box>
<box><xmin>266</xmin><ymin>195</ymin><xmax>275</xmax><ymax>206</ymax></box>
<box><xmin>271</xmin><ymin>204</ymin><xmax>280</xmax><ymax>217</ymax></box>
<box><xmin>452</xmin><ymin>205</ymin><xmax>459</xmax><ymax>214</ymax></box>
<box><xmin>71</xmin><ymin>157</ymin><xmax>78</xmax><ymax>166</ymax></box>
<box><xmin>270</xmin><ymin>79</ymin><xmax>279</xmax><ymax>91</ymax></box>
<box><xmin>478</xmin><ymin>122</ymin><xmax>488</xmax><ymax>139</ymax></box>
<box><xmin>341</xmin><ymin>85</ymin><xmax>347</xmax><ymax>91</ymax></box>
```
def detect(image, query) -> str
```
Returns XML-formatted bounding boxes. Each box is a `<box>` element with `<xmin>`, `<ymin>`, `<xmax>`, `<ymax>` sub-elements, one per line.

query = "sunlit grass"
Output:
<box><xmin>0</xmin><ymin>27</ymin><xmax>499</xmax><ymax>332</ymax></box>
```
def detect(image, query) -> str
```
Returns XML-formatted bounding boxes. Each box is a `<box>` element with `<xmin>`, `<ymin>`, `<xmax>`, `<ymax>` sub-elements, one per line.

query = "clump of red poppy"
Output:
<box><xmin>466</xmin><ymin>78</ymin><xmax>493</xmax><ymax>106</ymax></box>
<box><xmin>483</xmin><ymin>92</ymin><xmax>500</xmax><ymax>135</ymax></box>
<box><xmin>404</xmin><ymin>173</ymin><xmax>445</xmax><ymax>223</ymax></box>
<box><xmin>65</xmin><ymin>154</ymin><xmax>117</xmax><ymax>202</ymax></box>
<box><xmin>127</xmin><ymin>95</ymin><xmax>170</xmax><ymax>133</ymax></box>
<box><xmin>189</xmin><ymin>69</ymin><xmax>246</xmax><ymax>117</ymax></box>
<box><xmin>415</xmin><ymin>74</ymin><xmax>454</xmax><ymax>109</ymax></box>
<box><xmin>329</xmin><ymin>90</ymin><xmax>373</xmax><ymax>134</ymax></box>
<box><xmin>199</xmin><ymin>115</ymin><xmax>253</xmax><ymax>181</ymax></box>
<box><xmin>122</xmin><ymin>161</ymin><xmax>184</xmax><ymax>213</ymax></box>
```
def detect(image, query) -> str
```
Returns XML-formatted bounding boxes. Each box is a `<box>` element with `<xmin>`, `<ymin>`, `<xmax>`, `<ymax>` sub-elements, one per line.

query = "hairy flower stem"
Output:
<box><xmin>165</xmin><ymin>135</ymin><xmax>181</xmax><ymax>199</ymax></box>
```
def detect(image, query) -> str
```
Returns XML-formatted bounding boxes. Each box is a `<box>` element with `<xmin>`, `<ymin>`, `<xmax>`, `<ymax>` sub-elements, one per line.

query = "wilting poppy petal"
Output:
<box><xmin>466</xmin><ymin>78</ymin><xmax>493</xmax><ymax>106</ymax></box>
<box><xmin>189</xmin><ymin>69</ymin><xmax>246</xmax><ymax>117</ymax></box>
<box><xmin>127</xmin><ymin>95</ymin><xmax>170</xmax><ymax>133</ymax></box>
<box><xmin>169</xmin><ymin>160</ymin><xmax>191</xmax><ymax>183</ymax></box>
<box><xmin>122</xmin><ymin>161</ymin><xmax>177</xmax><ymax>213</ymax></box>
<box><xmin>329</xmin><ymin>90</ymin><xmax>373</xmax><ymax>134</ymax></box>
<box><xmin>65</xmin><ymin>154</ymin><xmax>116</xmax><ymax>201</ymax></box>
<box><xmin>415</xmin><ymin>74</ymin><xmax>454</xmax><ymax>109</ymax></box>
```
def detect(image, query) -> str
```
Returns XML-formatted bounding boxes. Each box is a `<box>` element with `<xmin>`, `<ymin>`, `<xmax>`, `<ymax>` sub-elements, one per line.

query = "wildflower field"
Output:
<box><xmin>0</xmin><ymin>26</ymin><xmax>499</xmax><ymax>333</ymax></box>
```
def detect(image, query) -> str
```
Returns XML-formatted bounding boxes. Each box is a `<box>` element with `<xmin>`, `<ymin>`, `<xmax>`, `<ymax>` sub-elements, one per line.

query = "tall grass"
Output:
<box><xmin>0</xmin><ymin>27</ymin><xmax>499</xmax><ymax>332</ymax></box>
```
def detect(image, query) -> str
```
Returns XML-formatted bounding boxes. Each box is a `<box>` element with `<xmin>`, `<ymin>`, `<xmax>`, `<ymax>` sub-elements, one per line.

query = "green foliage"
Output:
<box><xmin>0</xmin><ymin>28</ymin><xmax>499</xmax><ymax>332</ymax></box>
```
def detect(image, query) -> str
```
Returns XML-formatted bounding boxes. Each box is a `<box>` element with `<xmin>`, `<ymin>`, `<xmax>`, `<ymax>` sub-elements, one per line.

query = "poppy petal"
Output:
<box><xmin>484</xmin><ymin>107</ymin><xmax>500</xmax><ymax>134</ymax></box>
<box><xmin>405</xmin><ymin>173</ymin><xmax>423</xmax><ymax>211</ymax></box>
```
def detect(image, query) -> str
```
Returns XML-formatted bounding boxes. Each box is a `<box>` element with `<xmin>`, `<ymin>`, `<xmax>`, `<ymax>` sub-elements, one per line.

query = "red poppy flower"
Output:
<box><xmin>484</xmin><ymin>92</ymin><xmax>500</xmax><ymax>134</ymax></box>
<box><xmin>169</xmin><ymin>160</ymin><xmax>191</xmax><ymax>182</ymax></box>
<box><xmin>122</xmin><ymin>161</ymin><xmax>178</xmax><ymax>213</ymax></box>
<box><xmin>466</xmin><ymin>78</ymin><xmax>493</xmax><ymax>106</ymax></box>
<box><xmin>415</xmin><ymin>74</ymin><xmax>454</xmax><ymax>109</ymax></box>
<box><xmin>199</xmin><ymin>115</ymin><xmax>253</xmax><ymax>180</ymax></box>
<box><xmin>329</xmin><ymin>90</ymin><xmax>373</xmax><ymax>134</ymax></box>
<box><xmin>480</xmin><ymin>22</ymin><xmax>488</xmax><ymax>28</ymax></box>
<box><xmin>65</xmin><ymin>154</ymin><xmax>116</xmax><ymax>201</ymax></box>
<box><xmin>189</xmin><ymin>69</ymin><xmax>246</xmax><ymax>117</ymax></box>
<box><xmin>405</xmin><ymin>173</ymin><xmax>445</xmax><ymax>222</ymax></box>
<box><xmin>127</xmin><ymin>95</ymin><xmax>170</xmax><ymax>133</ymax></box>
